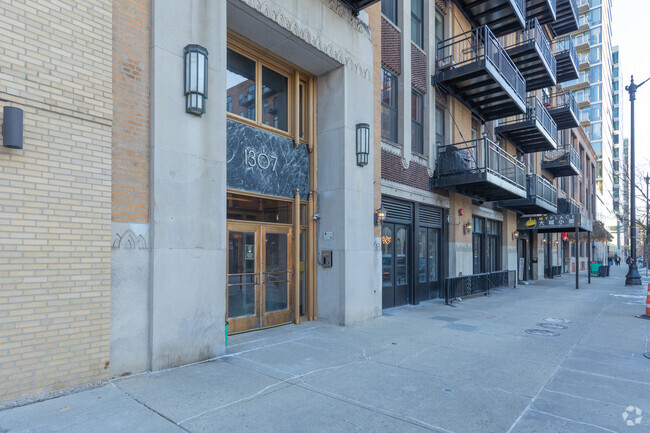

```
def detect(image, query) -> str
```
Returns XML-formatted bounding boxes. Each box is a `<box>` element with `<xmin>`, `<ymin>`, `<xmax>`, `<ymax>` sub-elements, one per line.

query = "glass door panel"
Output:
<box><xmin>261</xmin><ymin>226</ymin><xmax>293</xmax><ymax>327</ymax></box>
<box><xmin>381</xmin><ymin>224</ymin><xmax>395</xmax><ymax>309</ymax></box>
<box><xmin>394</xmin><ymin>225</ymin><xmax>409</xmax><ymax>306</ymax></box>
<box><xmin>227</xmin><ymin>226</ymin><xmax>260</xmax><ymax>333</ymax></box>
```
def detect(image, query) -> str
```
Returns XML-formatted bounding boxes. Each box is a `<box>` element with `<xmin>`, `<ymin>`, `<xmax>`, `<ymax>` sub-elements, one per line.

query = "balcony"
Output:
<box><xmin>526</xmin><ymin>0</ymin><xmax>556</xmax><ymax>24</ymax></box>
<box><xmin>543</xmin><ymin>89</ymin><xmax>579</xmax><ymax>129</ymax></box>
<box><xmin>496</xmin><ymin>174</ymin><xmax>557</xmax><ymax>214</ymax></box>
<box><xmin>578</xmin><ymin>54</ymin><xmax>590</xmax><ymax>71</ymax></box>
<box><xmin>495</xmin><ymin>95</ymin><xmax>557</xmax><ymax>153</ymax></box>
<box><xmin>557</xmin><ymin>196</ymin><xmax>581</xmax><ymax>214</ymax></box>
<box><xmin>576</xmin><ymin>93</ymin><xmax>591</xmax><ymax>108</ymax></box>
<box><xmin>505</xmin><ymin>18</ymin><xmax>556</xmax><ymax>91</ymax></box>
<box><xmin>549</xmin><ymin>0</ymin><xmax>578</xmax><ymax>36</ymax></box>
<box><xmin>554</xmin><ymin>37</ymin><xmax>578</xmax><ymax>82</ymax></box>
<box><xmin>563</xmin><ymin>72</ymin><xmax>591</xmax><ymax>91</ymax></box>
<box><xmin>577</xmin><ymin>15</ymin><xmax>590</xmax><ymax>31</ymax></box>
<box><xmin>542</xmin><ymin>145</ymin><xmax>580</xmax><ymax>176</ymax></box>
<box><xmin>577</xmin><ymin>0</ymin><xmax>589</xmax><ymax>14</ymax></box>
<box><xmin>434</xmin><ymin>26</ymin><xmax>526</xmax><ymax>121</ymax></box>
<box><xmin>434</xmin><ymin>136</ymin><xmax>527</xmax><ymax>201</ymax></box>
<box><xmin>453</xmin><ymin>0</ymin><xmax>526</xmax><ymax>37</ymax></box>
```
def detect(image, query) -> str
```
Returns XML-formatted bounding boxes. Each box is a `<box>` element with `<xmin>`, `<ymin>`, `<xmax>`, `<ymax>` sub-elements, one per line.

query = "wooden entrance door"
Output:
<box><xmin>227</xmin><ymin>222</ymin><xmax>293</xmax><ymax>334</ymax></box>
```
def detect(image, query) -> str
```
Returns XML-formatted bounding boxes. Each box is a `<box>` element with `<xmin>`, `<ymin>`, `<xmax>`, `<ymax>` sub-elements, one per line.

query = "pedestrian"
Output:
<box><xmin>616</xmin><ymin>256</ymin><xmax>621</xmax><ymax>266</ymax></box>
<box><xmin>626</xmin><ymin>256</ymin><xmax>632</xmax><ymax>265</ymax></box>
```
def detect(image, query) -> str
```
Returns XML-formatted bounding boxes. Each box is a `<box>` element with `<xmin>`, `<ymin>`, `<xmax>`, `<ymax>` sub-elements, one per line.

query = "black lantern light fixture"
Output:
<box><xmin>356</xmin><ymin>123</ymin><xmax>370</xmax><ymax>166</ymax></box>
<box><xmin>184</xmin><ymin>44</ymin><xmax>208</xmax><ymax>116</ymax></box>
<box><xmin>2</xmin><ymin>106</ymin><xmax>23</xmax><ymax>149</ymax></box>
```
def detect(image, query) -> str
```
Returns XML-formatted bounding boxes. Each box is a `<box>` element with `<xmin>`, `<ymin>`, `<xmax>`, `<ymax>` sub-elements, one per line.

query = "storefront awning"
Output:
<box><xmin>517</xmin><ymin>213</ymin><xmax>593</xmax><ymax>233</ymax></box>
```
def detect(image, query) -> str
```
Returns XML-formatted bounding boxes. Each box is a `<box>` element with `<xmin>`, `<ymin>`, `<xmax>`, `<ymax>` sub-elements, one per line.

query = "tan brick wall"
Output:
<box><xmin>0</xmin><ymin>0</ymin><xmax>112</xmax><ymax>403</ymax></box>
<box><xmin>112</xmin><ymin>0</ymin><xmax>150</xmax><ymax>223</ymax></box>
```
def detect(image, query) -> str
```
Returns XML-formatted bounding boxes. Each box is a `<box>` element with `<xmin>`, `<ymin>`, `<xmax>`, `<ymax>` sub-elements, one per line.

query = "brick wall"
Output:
<box><xmin>411</xmin><ymin>44</ymin><xmax>427</xmax><ymax>94</ymax></box>
<box><xmin>113</xmin><ymin>0</ymin><xmax>150</xmax><ymax>223</ymax></box>
<box><xmin>0</xmin><ymin>0</ymin><xmax>112</xmax><ymax>403</ymax></box>
<box><xmin>381</xmin><ymin>149</ymin><xmax>448</xmax><ymax>197</ymax></box>
<box><xmin>381</xmin><ymin>17</ymin><xmax>401</xmax><ymax>75</ymax></box>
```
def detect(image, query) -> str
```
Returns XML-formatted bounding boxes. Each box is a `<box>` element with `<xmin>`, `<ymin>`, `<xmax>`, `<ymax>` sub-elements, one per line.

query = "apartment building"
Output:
<box><xmin>1</xmin><ymin>0</ymin><xmax>382</xmax><ymax>404</ymax></box>
<box><xmin>563</xmin><ymin>0</ymin><xmax>613</xmax><ymax>259</ymax></box>
<box><xmin>611</xmin><ymin>46</ymin><xmax>629</xmax><ymax>256</ymax></box>
<box><xmin>376</xmin><ymin>0</ymin><xmax>596</xmax><ymax>301</ymax></box>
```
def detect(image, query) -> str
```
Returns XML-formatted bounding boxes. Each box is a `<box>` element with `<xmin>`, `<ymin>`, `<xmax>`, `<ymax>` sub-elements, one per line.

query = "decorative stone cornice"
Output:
<box><xmin>323</xmin><ymin>0</ymin><xmax>372</xmax><ymax>40</ymax></box>
<box><xmin>238</xmin><ymin>0</ymin><xmax>371</xmax><ymax>80</ymax></box>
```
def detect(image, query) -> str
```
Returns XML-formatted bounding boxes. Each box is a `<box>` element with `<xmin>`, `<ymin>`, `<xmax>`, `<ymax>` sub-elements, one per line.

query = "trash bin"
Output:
<box><xmin>590</xmin><ymin>262</ymin><xmax>601</xmax><ymax>277</ymax></box>
<box><xmin>605</xmin><ymin>265</ymin><xmax>610</xmax><ymax>276</ymax></box>
<box><xmin>598</xmin><ymin>265</ymin><xmax>609</xmax><ymax>277</ymax></box>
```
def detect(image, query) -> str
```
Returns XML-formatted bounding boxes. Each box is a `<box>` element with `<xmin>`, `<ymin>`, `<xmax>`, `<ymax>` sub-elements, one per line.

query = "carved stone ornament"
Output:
<box><xmin>238</xmin><ymin>0</ymin><xmax>371</xmax><ymax>80</ymax></box>
<box><xmin>112</xmin><ymin>230</ymin><xmax>147</xmax><ymax>249</ymax></box>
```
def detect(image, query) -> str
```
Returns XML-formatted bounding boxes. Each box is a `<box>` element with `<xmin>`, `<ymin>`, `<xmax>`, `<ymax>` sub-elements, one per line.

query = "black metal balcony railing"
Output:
<box><xmin>543</xmin><ymin>89</ymin><xmax>579</xmax><ymax>129</ymax></box>
<box><xmin>496</xmin><ymin>95</ymin><xmax>557</xmax><ymax>152</ymax></box>
<box><xmin>543</xmin><ymin>144</ymin><xmax>580</xmax><ymax>170</ymax></box>
<box><xmin>557</xmin><ymin>196</ymin><xmax>581</xmax><ymax>214</ymax></box>
<box><xmin>437</xmin><ymin>25</ymin><xmax>526</xmax><ymax>104</ymax></box>
<box><xmin>550</xmin><ymin>0</ymin><xmax>578</xmax><ymax>36</ymax></box>
<box><xmin>505</xmin><ymin>18</ymin><xmax>556</xmax><ymax>90</ymax></box>
<box><xmin>530</xmin><ymin>173</ymin><xmax>557</xmax><ymax>208</ymax></box>
<box><xmin>436</xmin><ymin>137</ymin><xmax>526</xmax><ymax>191</ymax></box>
<box><xmin>455</xmin><ymin>0</ymin><xmax>526</xmax><ymax>37</ymax></box>
<box><xmin>553</xmin><ymin>36</ymin><xmax>578</xmax><ymax>82</ymax></box>
<box><xmin>526</xmin><ymin>18</ymin><xmax>556</xmax><ymax>76</ymax></box>
<box><xmin>526</xmin><ymin>0</ymin><xmax>557</xmax><ymax>24</ymax></box>
<box><xmin>445</xmin><ymin>270</ymin><xmax>516</xmax><ymax>305</ymax></box>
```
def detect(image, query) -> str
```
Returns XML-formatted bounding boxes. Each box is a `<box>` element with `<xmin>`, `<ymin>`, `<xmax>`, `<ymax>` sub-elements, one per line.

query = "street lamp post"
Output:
<box><xmin>625</xmin><ymin>75</ymin><xmax>649</xmax><ymax>285</ymax></box>
<box><xmin>643</xmin><ymin>174</ymin><xmax>650</xmax><ymax>277</ymax></box>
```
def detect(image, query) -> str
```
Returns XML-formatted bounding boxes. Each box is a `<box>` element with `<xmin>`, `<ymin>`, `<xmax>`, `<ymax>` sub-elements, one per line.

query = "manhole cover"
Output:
<box><xmin>525</xmin><ymin>329</ymin><xmax>560</xmax><ymax>337</ymax></box>
<box><xmin>537</xmin><ymin>323</ymin><xmax>568</xmax><ymax>330</ymax></box>
<box><xmin>544</xmin><ymin>318</ymin><xmax>572</xmax><ymax>324</ymax></box>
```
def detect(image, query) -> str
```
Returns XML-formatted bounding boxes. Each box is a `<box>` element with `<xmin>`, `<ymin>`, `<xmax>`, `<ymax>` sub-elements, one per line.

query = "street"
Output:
<box><xmin>2</xmin><ymin>264</ymin><xmax>649</xmax><ymax>433</ymax></box>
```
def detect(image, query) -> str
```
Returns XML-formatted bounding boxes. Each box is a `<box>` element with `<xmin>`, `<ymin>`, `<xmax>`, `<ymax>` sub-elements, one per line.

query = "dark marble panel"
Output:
<box><xmin>227</xmin><ymin>120</ymin><xmax>309</xmax><ymax>200</ymax></box>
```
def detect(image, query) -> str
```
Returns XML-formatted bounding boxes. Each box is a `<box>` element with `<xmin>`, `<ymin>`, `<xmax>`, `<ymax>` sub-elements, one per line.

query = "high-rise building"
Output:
<box><xmin>564</xmin><ymin>0</ymin><xmax>614</xmax><ymax>259</ymax></box>
<box><xmin>611</xmin><ymin>46</ymin><xmax>628</xmax><ymax>255</ymax></box>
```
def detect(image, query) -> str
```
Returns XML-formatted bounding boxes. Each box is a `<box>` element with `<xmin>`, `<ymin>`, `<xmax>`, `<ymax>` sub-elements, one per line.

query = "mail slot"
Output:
<box><xmin>321</xmin><ymin>250</ymin><xmax>332</xmax><ymax>267</ymax></box>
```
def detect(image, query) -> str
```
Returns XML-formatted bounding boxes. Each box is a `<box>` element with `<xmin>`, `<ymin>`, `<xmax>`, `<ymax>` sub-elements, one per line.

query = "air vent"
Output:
<box><xmin>382</xmin><ymin>197</ymin><xmax>412</xmax><ymax>223</ymax></box>
<box><xmin>419</xmin><ymin>206</ymin><xmax>443</xmax><ymax>227</ymax></box>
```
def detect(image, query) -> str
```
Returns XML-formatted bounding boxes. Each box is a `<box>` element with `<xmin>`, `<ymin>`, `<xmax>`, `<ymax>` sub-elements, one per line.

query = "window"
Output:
<box><xmin>613</xmin><ymin>108</ymin><xmax>619</xmax><ymax>119</ymax></box>
<box><xmin>435</xmin><ymin>10</ymin><xmax>445</xmax><ymax>52</ymax></box>
<box><xmin>613</xmin><ymin>67</ymin><xmax>619</xmax><ymax>78</ymax></box>
<box><xmin>227</xmin><ymin>96</ymin><xmax>232</xmax><ymax>112</ymax></box>
<box><xmin>613</xmin><ymin>147</ymin><xmax>619</xmax><ymax>158</ymax></box>
<box><xmin>613</xmin><ymin>51</ymin><xmax>619</xmax><ymax>65</ymax></box>
<box><xmin>227</xmin><ymin>49</ymin><xmax>256</xmax><ymax>120</ymax></box>
<box><xmin>411</xmin><ymin>89</ymin><xmax>424</xmax><ymax>154</ymax></box>
<box><xmin>261</xmin><ymin>66</ymin><xmax>288</xmax><ymax>132</ymax></box>
<box><xmin>613</xmin><ymin>80</ymin><xmax>619</xmax><ymax>91</ymax></box>
<box><xmin>435</xmin><ymin>105</ymin><xmax>445</xmax><ymax>148</ymax></box>
<box><xmin>613</xmin><ymin>161</ymin><xmax>619</xmax><ymax>172</ymax></box>
<box><xmin>382</xmin><ymin>0</ymin><xmax>398</xmax><ymax>25</ymax></box>
<box><xmin>591</xmin><ymin>84</ymin><xmax>602</xmax><ymax>102</ymax></box>
<box><xmin>588</xmin><ymin>7</ymin><xmax>602</xmax><ymax>26</ymax></box>
<box><xmin>473</xmin><ymin>217</ymin><xmax>500</xmax><ymax>274</ymax></box>
<box><xmin>381</xmin><ymin>68</ymin><xmax>399</xmax><ymax>143</ymax></box>
<box><xmin>614</xmin><ymin>134</ymin><xmax>619</xmax><ymax>144</ymax></box>
<box><xmin>411</xmin><ymin>0</ymin><xmax>424</xmax><ymax>48</ymax></box>
<box><xmin>614</xmin><ymin>175</ymin><xmax>619</xmax><ymax>184</ymax></box>
<box><xmin>613</xmin><ymin>94</ymin><xmax>619</xmax><ymax>105</ymax></box>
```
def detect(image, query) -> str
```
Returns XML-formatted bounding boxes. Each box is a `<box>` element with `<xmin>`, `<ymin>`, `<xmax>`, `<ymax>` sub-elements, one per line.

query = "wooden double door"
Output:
<box><xmin>227</xmin><ymin>222</ymin><xmax>293</xmax><ymax>334</ymax></box>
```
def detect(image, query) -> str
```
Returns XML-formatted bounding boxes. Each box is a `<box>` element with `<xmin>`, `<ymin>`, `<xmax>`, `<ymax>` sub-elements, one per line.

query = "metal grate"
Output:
<box><xmin>419</xmin><ymin>206</ymin><xmax>442</xmax><ymax>227</ymax></box>
<box><xmin>382</xmin><ymin>198</ymin><xmax>412</xmax><ymax>223</ymax></box>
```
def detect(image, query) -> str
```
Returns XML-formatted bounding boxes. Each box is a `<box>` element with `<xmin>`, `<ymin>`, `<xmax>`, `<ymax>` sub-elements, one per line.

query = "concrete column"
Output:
<box><xmin>149</xmin><ymin>0</ymin><xmax>227</xmax><ymax>370</ymax></box>
<box><xmin>317</xmin><ymin>61</ymin><xmax>380</xmax><ymax>325</ymax></box>
<box><xmin>501</xmin><ymin>210</ymin><xmax>518</xmax><ymax>272</ymax></box>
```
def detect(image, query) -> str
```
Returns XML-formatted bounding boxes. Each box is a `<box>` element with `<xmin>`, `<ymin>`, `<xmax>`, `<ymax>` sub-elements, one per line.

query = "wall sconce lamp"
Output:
<box><xmin>463</xmin><ymin>221</ymin><xmax>472</xmax><ymax>234</ymax></box>
<box><xmin>562</xmin><ymin>235</ymin><xmax>569</xmax><ymax>242</ymax></box>
<box><xmin>542</xmin><ymin>237</ymin><xmax>548</xmax><ymax>245</ymax></box>
<box><xmin>2</xmin><ymin>106</ymin><xmax>23</xmax><ymax>149</ymax></box>
<box><xmin>512</xmin><ymin>230</ymin><xmax>519</xmax><ymax>240</ymax></box>
<box><xmin>184</xmin><ymin>44</ymin><xmax>208</xmax><ymax>116</ymax></box>
<box><xmin>554</xmin><ymin>240</ymin><xmax>559</xmax><ymax>245</ymax></box>
<box><xmin>356</xmin><ymin>123</ymin><xmax>370</xmax><ymax>166</ymax></box>
<box><xmin>374</xmin><ymin>205</ymin><xmax>386</xmax><ymax>226</ymax></box>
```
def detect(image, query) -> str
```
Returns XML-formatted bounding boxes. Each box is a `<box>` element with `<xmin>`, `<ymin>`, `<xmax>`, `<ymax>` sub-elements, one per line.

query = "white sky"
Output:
<box><xmin>612</xmin><ymin>0</ymin><xmax>650</xmax><ymax>167</ymax></box>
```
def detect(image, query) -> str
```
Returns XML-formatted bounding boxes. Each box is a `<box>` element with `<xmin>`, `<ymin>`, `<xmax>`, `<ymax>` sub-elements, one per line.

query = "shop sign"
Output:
<box><xmin>227</xmin><ymin>120</ymin><xmax>309</xmax><ymax>200</ymax></box>
<box><xmin>517</xmin><ymin>214</ymin><xmax>580</xmax><ymax>231</ymax></box>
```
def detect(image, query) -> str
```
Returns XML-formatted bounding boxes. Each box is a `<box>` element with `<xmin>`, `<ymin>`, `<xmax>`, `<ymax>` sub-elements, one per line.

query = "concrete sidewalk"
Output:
<box><xmin>2</xmin><ymin>265</ymin><xmax>650</xmax><ymax>432</ymax></box>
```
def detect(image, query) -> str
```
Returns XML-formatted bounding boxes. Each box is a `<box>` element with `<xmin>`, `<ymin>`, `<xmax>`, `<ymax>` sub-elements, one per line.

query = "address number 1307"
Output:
<box><xmin>244</xmin><ymin>148</ymin><xmax>278</xmax><ymax>171</ymax></box>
